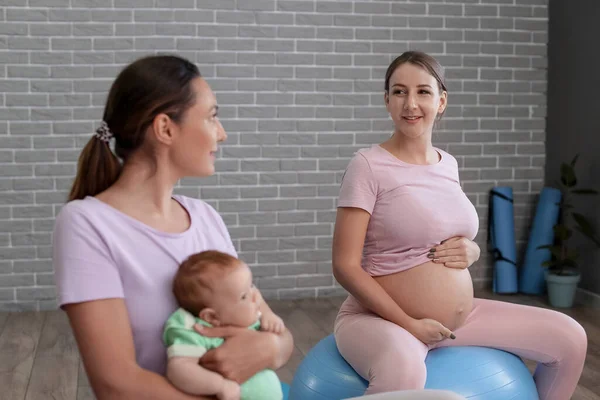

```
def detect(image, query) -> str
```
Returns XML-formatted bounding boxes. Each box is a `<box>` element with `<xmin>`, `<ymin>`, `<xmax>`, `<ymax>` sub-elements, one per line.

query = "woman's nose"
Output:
<box><xmin>406</xmin><ymin>93</ymin><xmax>417</xmax><ymax>109</ymax></box>
<box><xmin>217</xmin><ymin>120</ymin><xmax>227</xmax><ymax>142</ymax></box>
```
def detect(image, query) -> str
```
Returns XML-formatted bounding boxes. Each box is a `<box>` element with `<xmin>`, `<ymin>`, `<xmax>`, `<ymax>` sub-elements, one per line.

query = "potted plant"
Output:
<box><xmin>539</xmin><ymin>154</ymin><xmax>600</xmax><ymax>308</ymax></box>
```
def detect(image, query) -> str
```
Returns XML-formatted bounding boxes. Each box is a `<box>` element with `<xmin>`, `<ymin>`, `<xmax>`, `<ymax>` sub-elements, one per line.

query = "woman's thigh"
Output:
<box><xmin>335</xmin><ymin>297</ymin><xmax>429</xmax><ymax>392</ymax></box>
<box><xmin>433</xmin><ymin>298</ymin><xmax>587</xmax><ymax>363</ymax></box>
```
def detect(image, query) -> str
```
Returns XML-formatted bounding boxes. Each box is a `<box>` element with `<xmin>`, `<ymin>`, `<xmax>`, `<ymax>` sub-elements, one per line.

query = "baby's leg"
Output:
<box><xmin>334</xmin><ymin>297</ymin><xmax>429</xmax><ymax>394</ymax></box>
<box><xmin>434</xmin><ymin>298</ymin><xmax>587</xmax><ymax>400</ymax></box>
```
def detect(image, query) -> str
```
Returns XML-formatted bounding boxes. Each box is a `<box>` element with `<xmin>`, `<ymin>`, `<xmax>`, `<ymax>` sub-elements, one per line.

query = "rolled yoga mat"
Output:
<box><xmin>519</xmin><ymin>187</ymin><xmax>562</xmax><ymax>295</ymax></box>
<box><xmin>488</xmin><ymin>187</ymin><xmax>519</xmax><ymax>293</ymax></box>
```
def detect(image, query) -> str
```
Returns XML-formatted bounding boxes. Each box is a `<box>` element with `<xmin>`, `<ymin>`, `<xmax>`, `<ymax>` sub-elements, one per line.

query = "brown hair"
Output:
<box><xmin>68</xmin><ymin>55</ymin><xmax>201</xmax><ymax>201</ymax></box>
<box><xmin>172</xmin><ymin>250</ymin><xmax>241</xmax><ymax>316</ymax></box>
<box><xmin>384</xmin><ymin>51</ymin><xmax>447</xmax><ymax>94</ymax></box>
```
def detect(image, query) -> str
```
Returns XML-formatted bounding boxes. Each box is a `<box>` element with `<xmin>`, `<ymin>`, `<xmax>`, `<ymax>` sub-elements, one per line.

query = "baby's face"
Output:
<box><xmin>211</xmin><ymin>263</ymin><xmax>261</xmax><ymax>327</ymax></box>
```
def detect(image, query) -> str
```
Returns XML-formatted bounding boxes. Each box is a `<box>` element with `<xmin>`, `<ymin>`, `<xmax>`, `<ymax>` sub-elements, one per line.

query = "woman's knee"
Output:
<box><xmin>335</xmin><ymin>333</ymin><xmax>427</xmax><ymax>392</ymax></box>
<box><xmin>367</xmin><ymin>352</ymin><xmax>427</xmax><ymax>393</ymax></box>
<box><xmin>548</xmin><ymin>311</ymin><xmax>588</xmax><ymax>363</ymax></box>
<box><xmin>562</xmin><ymin>315</ymin><xmax>587</xmax><ymax>360</ymax></box>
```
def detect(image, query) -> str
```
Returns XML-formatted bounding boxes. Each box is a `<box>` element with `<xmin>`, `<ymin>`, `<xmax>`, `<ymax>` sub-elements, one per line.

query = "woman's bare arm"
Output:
<box><xmin>64</xmin><ymin>299</ymin><xmax>211</xmax><ymax>400</ymax></box>
<box><xmin>332</xmin><ymin>207</ymin><xmax>416</xmax><ymax>329</ymax></box>
<box><xmin>271</xmin><ymin>328</ymin><xmax>293</xmax><ymax>369</ymax></box>
<box><xmin>167</xmin><ymin>356</ymin><xmax>236</xmax><ymax>397</ymax></box>
<box><xmin>197</xmin><ymin>324</ymin><xmax>293</xmax><ymax>384</ymax></box>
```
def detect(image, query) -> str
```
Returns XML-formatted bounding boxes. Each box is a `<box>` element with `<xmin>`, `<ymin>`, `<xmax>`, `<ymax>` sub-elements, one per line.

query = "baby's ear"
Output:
<box><xmin>199</xmin><ymin>308</ymin><xmax>220</xmax><ymax>327</ymax></box>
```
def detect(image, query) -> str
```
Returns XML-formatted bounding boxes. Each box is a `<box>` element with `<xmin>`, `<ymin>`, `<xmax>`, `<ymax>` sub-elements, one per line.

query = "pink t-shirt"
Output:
<box><xmin>52</xmin><ymin>195</ymin><xmax>237</xmax><ymax>375</ymax></box>
<box><xmin>337</xmin><ymin>145</ymin><xmax>479</xmax><ymax>276</ymax></box>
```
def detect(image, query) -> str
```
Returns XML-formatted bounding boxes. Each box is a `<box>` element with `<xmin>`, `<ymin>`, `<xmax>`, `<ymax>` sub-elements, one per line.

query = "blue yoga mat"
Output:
<box><xmin>488</xmin><ymin>187</ymin><xmax>518</xmax><ymax>293</ymax></box>
<box><xmin>519</xmin><ymin>187</ymin><xmax>562</xmax><ymax>295</ymax></box>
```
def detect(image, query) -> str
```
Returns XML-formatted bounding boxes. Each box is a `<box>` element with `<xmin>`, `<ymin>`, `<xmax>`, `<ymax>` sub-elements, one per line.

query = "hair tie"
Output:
<box><xmin>94</xmin><ymin>121</ymin><xmax>113</xmax><ymax>143</ymax></box>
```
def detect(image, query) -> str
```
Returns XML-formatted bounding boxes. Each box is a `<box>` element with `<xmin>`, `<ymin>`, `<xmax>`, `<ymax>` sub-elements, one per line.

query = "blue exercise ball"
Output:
<box><xmin>281</xmin><ymin>382</ymin><xmax>289</xmax><ymax>399</ymax></box>
<box><xmin>289</xmin><ymin>335</ymin><xmax>538</xmax><ymax>400</ymax></box>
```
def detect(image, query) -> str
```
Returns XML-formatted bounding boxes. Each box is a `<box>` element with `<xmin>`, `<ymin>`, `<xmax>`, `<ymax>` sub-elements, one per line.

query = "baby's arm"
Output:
<box><xmin>254</xmin><ymin>286</ymin><xmax>271</xmax><ymax>314</ymax></box>
<box><xmin>167</xmin><ymin>356</ymin><xmax>240</xmax><ymax>400</ymax></box>
<box><xmin>253</xmin><ymin>286</ymin><xmax>285</xmax><ymax>334</ymax></box>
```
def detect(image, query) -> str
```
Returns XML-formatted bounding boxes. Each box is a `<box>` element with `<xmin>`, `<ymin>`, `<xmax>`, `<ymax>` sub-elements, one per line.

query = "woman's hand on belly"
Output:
<box><xmin>429</xmin><ymin>236</ymin><xmax>480</xmax><ymax>269</ymax></box>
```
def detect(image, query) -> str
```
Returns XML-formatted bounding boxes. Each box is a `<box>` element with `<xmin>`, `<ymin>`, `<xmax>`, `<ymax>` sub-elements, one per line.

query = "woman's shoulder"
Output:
<box><xmin>345</xmin><ymin>145</ymin><xmax>381</xmax><ymax>169</ymax></box>
<box><xmin>55</xmin><ymin>197</ymin><xmax>104</xmax><ymax>227</ymax></box>
<box><xmin>354</xmin><ymin>145</ymin><xmax>381</xmax><ymax>160</ymax></box>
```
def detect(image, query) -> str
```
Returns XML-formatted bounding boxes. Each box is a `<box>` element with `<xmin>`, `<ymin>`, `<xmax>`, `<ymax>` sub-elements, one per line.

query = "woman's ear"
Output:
<box><xmin>438</xmin><ymin>91</ymin><xmax>448</xmax><ymax>114</ymax></box>
<box><xmin>151</xmin><ymin>113</ymin><xmax>175</xmax><ymax>146</ymax></box>
<box><xmin>199</xmin><ymin>308</ymin><xmax>220</xmax><ymax>327</ymax></box>
<box><xmin>384</xmin><ymin>91</ymin><xmax>391</xmax><ymax>114</ymax></box>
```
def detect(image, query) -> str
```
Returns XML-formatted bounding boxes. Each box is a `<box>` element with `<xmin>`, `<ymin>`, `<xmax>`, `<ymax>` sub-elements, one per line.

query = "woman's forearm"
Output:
<box><xmin>252</xmin><ymin>286</ymin><xmax>293</xmax><ymax>370</ymax></box>
<box><xmin>94</xmin><ymin>366</ymin><xmax>213</xmax><ymax>400</ymax></box>
<box><xmin>271</xmin><ymin>328</ymin><xmax>294</xmax><ymax>370</ymax></box>
<box><xmin>334</xmin><ymin>265</ymin><xmax>416</xmax><ymax>329</ymax></box>
<box><xmin>167</xmin><ymin>357</ymin><xmax>227</xmax><ymax>396</ymax></box>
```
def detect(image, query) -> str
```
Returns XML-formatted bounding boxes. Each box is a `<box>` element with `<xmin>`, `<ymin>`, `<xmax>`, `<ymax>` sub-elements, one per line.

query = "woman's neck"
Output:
<box><xmin>102</xmin><ymin>156</ymin><xmax>179</xmax><ymax>218</ymax></box>
<box><xmin>383</xmin><ymin>132</ymin><xmax>438</xmax><ymax>165</ymax></box>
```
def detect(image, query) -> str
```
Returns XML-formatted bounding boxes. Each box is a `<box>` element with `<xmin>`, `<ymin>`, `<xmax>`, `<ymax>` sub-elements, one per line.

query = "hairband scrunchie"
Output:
<box><xmin>94</xmin><ymin>121</ymin><xmax>113</xmax><ymax>143</ymax></box>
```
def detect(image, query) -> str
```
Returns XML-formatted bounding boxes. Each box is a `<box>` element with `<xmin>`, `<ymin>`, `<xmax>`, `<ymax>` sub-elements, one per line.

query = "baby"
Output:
<box><xmin>163</xmin><ymin>250</ymin><xmax>285</xmax><ymax>400</ymax></box>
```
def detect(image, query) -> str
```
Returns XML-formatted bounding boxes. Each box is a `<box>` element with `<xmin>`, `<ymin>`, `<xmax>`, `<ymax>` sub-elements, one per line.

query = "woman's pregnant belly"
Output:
<box><xmin>374</xmin><ymin>261</ymin><xmax>474</xmax><ymax>331</ymax></box>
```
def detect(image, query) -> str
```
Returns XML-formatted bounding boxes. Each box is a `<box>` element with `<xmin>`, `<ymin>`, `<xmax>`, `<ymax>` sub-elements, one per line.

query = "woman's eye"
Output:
<box><xmin>420</xmin><ymin>90</ymin><xmax>431</xmax><ymax>95</ymax></box>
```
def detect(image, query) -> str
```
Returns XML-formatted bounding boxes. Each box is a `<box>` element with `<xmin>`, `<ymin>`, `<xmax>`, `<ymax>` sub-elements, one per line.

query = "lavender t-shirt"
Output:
<box><xmin>52</xmin><ymin>195</ymin><xmax>237</xmax><ymax>375</ymax></box>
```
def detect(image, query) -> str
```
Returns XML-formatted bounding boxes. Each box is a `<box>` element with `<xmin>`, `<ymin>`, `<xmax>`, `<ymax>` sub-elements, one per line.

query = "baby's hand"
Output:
<box><xmin>218</xmin><ymin>378</ymin><xmax>240</xmax><ymax>400</ymax></box>
<box><xmin>260</xmin><ymin>311</ymin><xmax>285</xmax><ymax>334</ymax></box>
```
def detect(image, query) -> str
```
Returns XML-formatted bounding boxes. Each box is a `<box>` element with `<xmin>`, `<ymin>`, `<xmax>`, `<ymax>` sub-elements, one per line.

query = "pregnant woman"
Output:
<box><xmin>332</xmin><ymin>51</ymin><xmax>587</xmax><ymax>400</ymax></box>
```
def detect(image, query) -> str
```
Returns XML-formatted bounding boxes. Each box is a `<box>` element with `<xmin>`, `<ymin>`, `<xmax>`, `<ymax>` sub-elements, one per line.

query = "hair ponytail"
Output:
<box><xmin>68</xmin><ymin>137</ymin><xmax>121</xmax><ymax>201</ymax></box>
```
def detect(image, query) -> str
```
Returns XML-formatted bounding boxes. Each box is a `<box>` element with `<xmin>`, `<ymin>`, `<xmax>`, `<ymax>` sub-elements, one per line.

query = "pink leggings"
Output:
<box><xmin>334</xmin><ymin>296</ymin><xmax>587</xmax><ymax>400</ymax></box>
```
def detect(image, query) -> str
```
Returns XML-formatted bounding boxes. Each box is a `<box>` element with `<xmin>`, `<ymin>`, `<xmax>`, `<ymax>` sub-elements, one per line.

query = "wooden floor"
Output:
<box><xmin>0</xmin><ymin>289</ymin><xmax>599</xmax><ymax>399</ymax></box>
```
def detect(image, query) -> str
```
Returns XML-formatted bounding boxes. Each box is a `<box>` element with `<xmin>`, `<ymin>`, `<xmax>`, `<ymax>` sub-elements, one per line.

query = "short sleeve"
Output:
<box><xmin>52</xmin><ymin>202</ymin><xmax>124</xmax><ymax>307</ymax></box>
<box><xmin>163</xmin><ymin>309</ymin><xmax>209</xmax><ymax>358</ymax></box>
<box><xmin>337</xmin><ymin>153</ymin><xmax>378</xmax><ymax>214</ymax></box>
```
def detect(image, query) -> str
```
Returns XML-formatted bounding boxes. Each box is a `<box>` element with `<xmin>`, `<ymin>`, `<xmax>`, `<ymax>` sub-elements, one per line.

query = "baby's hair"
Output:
<box><xmin>172</xmin><ymin>250</ymin><xmax>241</xmax><ymax>316</ymax></box>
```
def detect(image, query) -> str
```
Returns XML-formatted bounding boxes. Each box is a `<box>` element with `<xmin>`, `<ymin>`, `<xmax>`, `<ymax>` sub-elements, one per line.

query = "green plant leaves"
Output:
<box><xmin>542</xmin><ymin>260</ymin><xmax>556</xmax><ymax>267</ymax></box>
<box><xmin>571</xmin><ymin>188</ymin><xmax>599</xmax><ymax>195</ymax></box>
<box><xmin>560</xmin><ymin>162</ymin><xmax>577</xmax><ymax>187</ymax></box>
<box><xmin>572</xmin><ymin>213</ymin><xmax>599</xmax><ymax>242</ymax></box>
<box><xmin>553</xmin><ymin>224</ymin><xmax>572</xmax><ymax>241</ymax></box>
<box><xmin>570</xmin><ymin>154</ymin><xmax>580</xmax><ymax>167</ymax></box>
<box><xmin>545</xmin><ymin>153</ymin><xmax>600</xmax><ymax>274</ymax></box>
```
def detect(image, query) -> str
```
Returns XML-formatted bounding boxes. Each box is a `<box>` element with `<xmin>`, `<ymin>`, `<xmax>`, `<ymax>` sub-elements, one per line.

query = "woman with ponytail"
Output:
<box><xmin>52</xmin><ymin>55</ymin><xmax>293</xmax><ymax>400</ymax></box>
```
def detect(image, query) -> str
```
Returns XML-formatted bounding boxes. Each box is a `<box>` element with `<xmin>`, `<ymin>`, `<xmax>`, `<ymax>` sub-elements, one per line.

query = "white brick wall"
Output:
<box><xmin>0</xmin><ymin>0</ymin><xmax>549</xmax><ymax>310</ymax></box>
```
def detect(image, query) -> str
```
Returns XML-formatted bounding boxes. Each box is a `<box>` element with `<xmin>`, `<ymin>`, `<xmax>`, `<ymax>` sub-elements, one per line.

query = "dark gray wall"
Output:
<box><xmin>546</xmin><ymin>0</ymin><xmax>600</xmax><ymax>295</ymax></box>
